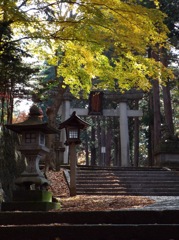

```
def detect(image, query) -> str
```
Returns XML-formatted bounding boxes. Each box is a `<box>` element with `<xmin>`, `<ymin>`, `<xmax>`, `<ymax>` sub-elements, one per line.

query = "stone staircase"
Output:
<box><xmin>1</xmin><ymin>210</ymin><xmax>179</xmax><ymax>239</ymax></box>
<box><xmin>76</xmin><ymin>167</ymin><xmax>179</xmax><ymax>196</ymax></box>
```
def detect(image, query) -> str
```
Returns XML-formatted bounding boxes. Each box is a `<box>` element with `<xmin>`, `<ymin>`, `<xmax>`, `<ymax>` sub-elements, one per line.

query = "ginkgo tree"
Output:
<box><xmin>41</xmin><ymin>0</ymin><xmax>174</xmax><ymax>96</ymax></box>
<box><xmin>0</xmin><ymin>0</ymin><xmax>174</xmax><ymax>98</ymax></box>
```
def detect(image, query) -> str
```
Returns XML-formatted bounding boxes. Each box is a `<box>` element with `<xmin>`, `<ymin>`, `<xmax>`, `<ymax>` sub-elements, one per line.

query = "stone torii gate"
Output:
<box><xmin>59</xmin><ymin>90</ymin><xmax>143</xmax><ymax>167</ymax></box>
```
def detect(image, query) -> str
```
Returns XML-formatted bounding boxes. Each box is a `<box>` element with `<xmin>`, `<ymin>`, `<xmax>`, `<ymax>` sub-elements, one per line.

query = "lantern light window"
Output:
<box><xmin>25</xmin><ymin>133</ymin><xmax>36</xmax><ymax>143</ymax></box>
<box><xmin>69</xmin><ymin>128</ymin><xmax>78</xmax><ymax>139</ymax></box>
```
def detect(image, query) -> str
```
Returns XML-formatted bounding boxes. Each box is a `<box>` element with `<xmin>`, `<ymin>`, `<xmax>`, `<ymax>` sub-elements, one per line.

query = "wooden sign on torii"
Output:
<box><xmin>60</xmin><ymin>90</ymin><xmax>143</xmax><ymax>167</ymax></box>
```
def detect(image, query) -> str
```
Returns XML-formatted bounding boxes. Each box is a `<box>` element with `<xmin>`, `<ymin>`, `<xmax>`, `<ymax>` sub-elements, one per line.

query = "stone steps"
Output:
<box><xmin>1</xmin><ymin>211</ymin><xmax>179</xmax><ymax>240</ymax></box>
<box><xmin>76</xmin><ymin>167</ymin><xmax>179</xmax><ymax>196</ymax></box>
<box><xmin>77</xmin><ymin>177</ymin><xmax>179</xmax><ymax>181</ymax></box>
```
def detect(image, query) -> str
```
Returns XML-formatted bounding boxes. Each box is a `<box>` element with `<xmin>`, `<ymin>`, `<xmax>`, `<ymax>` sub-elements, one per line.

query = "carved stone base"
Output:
<box><xmin>1</xmin><ymin>201</ymin><xmax>61</xmax><ymax>211</ymax></box>
<box><xmin>154</xmin><ymin>142</ymin><xmax>179</xmax><ymax>167</ymax></box>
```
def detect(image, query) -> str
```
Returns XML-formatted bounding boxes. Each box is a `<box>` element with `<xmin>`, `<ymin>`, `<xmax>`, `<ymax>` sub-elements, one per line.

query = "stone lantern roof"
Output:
<box><xmin>6</xmin><ymin>105</ymin><xmax>59</xmax><ymax>134</ymax></box>
<box><xmin>58</xmin><ymin>111</ymin><xmax>90</xmax><ymax>130</ymax></box>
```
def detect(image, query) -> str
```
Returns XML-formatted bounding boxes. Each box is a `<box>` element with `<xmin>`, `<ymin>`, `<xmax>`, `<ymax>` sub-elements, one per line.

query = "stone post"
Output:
<box><xmin>69</xmin><ymin>143</ymin><xmax>77</xmax><ymax>196</ymax></box>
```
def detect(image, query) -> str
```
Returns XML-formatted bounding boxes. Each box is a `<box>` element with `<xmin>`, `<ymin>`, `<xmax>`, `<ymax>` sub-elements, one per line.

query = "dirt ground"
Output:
<box><xmin>47</xmin><ymin>170</ymin><xmax>154</xmax><ymax>212</ymax></box>
<box><xmin>58</xmin><ymin>195</ymin><xmax>154</xmax><ymax>211</ymax></box>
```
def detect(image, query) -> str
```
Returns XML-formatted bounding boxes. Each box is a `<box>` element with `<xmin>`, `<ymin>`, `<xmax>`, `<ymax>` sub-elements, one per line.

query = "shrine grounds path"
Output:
<box><xmin>140</xmin><ymin>196</ymin><xmax>179</xmax><ymax>210</ymax></box>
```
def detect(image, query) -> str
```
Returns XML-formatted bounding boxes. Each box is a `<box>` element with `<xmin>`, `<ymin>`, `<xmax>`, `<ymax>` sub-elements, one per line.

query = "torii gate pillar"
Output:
<box><xmin>119</xmin><ymin>101</ymin><xmax>130</xmax><ymax>167</ymax></box>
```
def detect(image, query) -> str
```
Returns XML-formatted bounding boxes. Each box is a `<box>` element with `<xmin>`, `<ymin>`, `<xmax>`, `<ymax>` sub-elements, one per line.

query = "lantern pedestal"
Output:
<box><xmin>1</xmin><ymin>190</ymin><xmax>61</xmax><ymax>211</ymax></box>
<box><xmin>69</xmin><ymin>143</ymin><xmax>77</xmax><ymax>196</ymax></box>
<box><xmin>15</xmin><ymin>146</ymin><xmax>50</xmax><ymax>189</ymax></box>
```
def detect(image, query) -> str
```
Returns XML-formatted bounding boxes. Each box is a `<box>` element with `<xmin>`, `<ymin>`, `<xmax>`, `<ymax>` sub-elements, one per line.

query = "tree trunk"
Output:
<box><xmin>84</xmin><ymin>118</ymin><xmax>89</xmax><ymax>165</ymax></box>
<box><xmin>44</xmin><ymin>82</ymin><xmax>66</xmax><ymax>173</ymax></box>
<box><xmin>90</xmin><ymin>117</ymin><xmax>96</xmax><ymax>166</ymax></box>
<box><xmin>106</xmin><ymin>117</ymin><xmax>112</xmax><ymax>166</ymax></box>
<box><xmin>148</xmin><ymin>92</ymin><xmax>154</xmax><ymax>166</ymax></box>
<box><xmin>1</xmin><ymin>97</ymin><xmax>5</xmax><ymax>125</ymax></box>
<box><xmin>100</xmin><ymin>117</ymin><xmax>106</xmax><ymax>166</ymax></box>
<box><xmin>97</xmin><ymin>116</ymin><xmax>102</xmax><ymax>166</ymax></box>
<box><xmin>161</xmin><ymin>48</ymin><xmax>174</xmax><ymax>135</ymax></box>
<box><xmin>149</xmin><ymin>49</ymin><xmax>161</xmax><ymax>150</ymax></box>
<box><xmin>152</xmin><ymin>79</ymin><xmax>161</xmax><ymax>147</ymax></box>
<box><xmin>133</xmin><ymin>100</ymin><xmax>139</xmax><ymax>167</ymax></box>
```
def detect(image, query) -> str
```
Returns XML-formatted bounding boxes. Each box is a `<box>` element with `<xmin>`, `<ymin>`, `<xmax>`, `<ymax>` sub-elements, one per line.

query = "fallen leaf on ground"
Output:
<box><xmin>58</xmin><ymin>195</ymin><xmax>154</xmax><ymax>211</ymax></box>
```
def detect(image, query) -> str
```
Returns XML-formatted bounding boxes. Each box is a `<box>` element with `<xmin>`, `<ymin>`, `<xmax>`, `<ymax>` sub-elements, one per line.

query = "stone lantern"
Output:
<box><xmin>59</xmin><ymin>111</ymin><xmax>89</xmax><ymax>196</ymax></box>
<box><xmin>59</xmin><ymin>111</ymin><xmax>89</xmax><ymax>145</ymax></box>
<box><xmin>2</xmin><ymin>105</ymin><xmax>61</xmax><ymax>211</ymax></box>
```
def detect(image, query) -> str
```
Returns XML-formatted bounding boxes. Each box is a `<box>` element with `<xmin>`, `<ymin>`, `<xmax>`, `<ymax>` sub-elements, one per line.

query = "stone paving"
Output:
<box><xmin>141</xmin><ymin>196</ymin><xmax>179</xmax><ymax>210</ymax></box>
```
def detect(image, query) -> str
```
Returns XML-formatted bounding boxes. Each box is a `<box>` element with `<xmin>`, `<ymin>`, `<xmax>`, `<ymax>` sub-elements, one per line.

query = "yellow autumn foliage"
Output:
<box><xmin>0</xmin><ymin>0</ymin><xmax>174</xmax><ymax>97</ymax></box>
